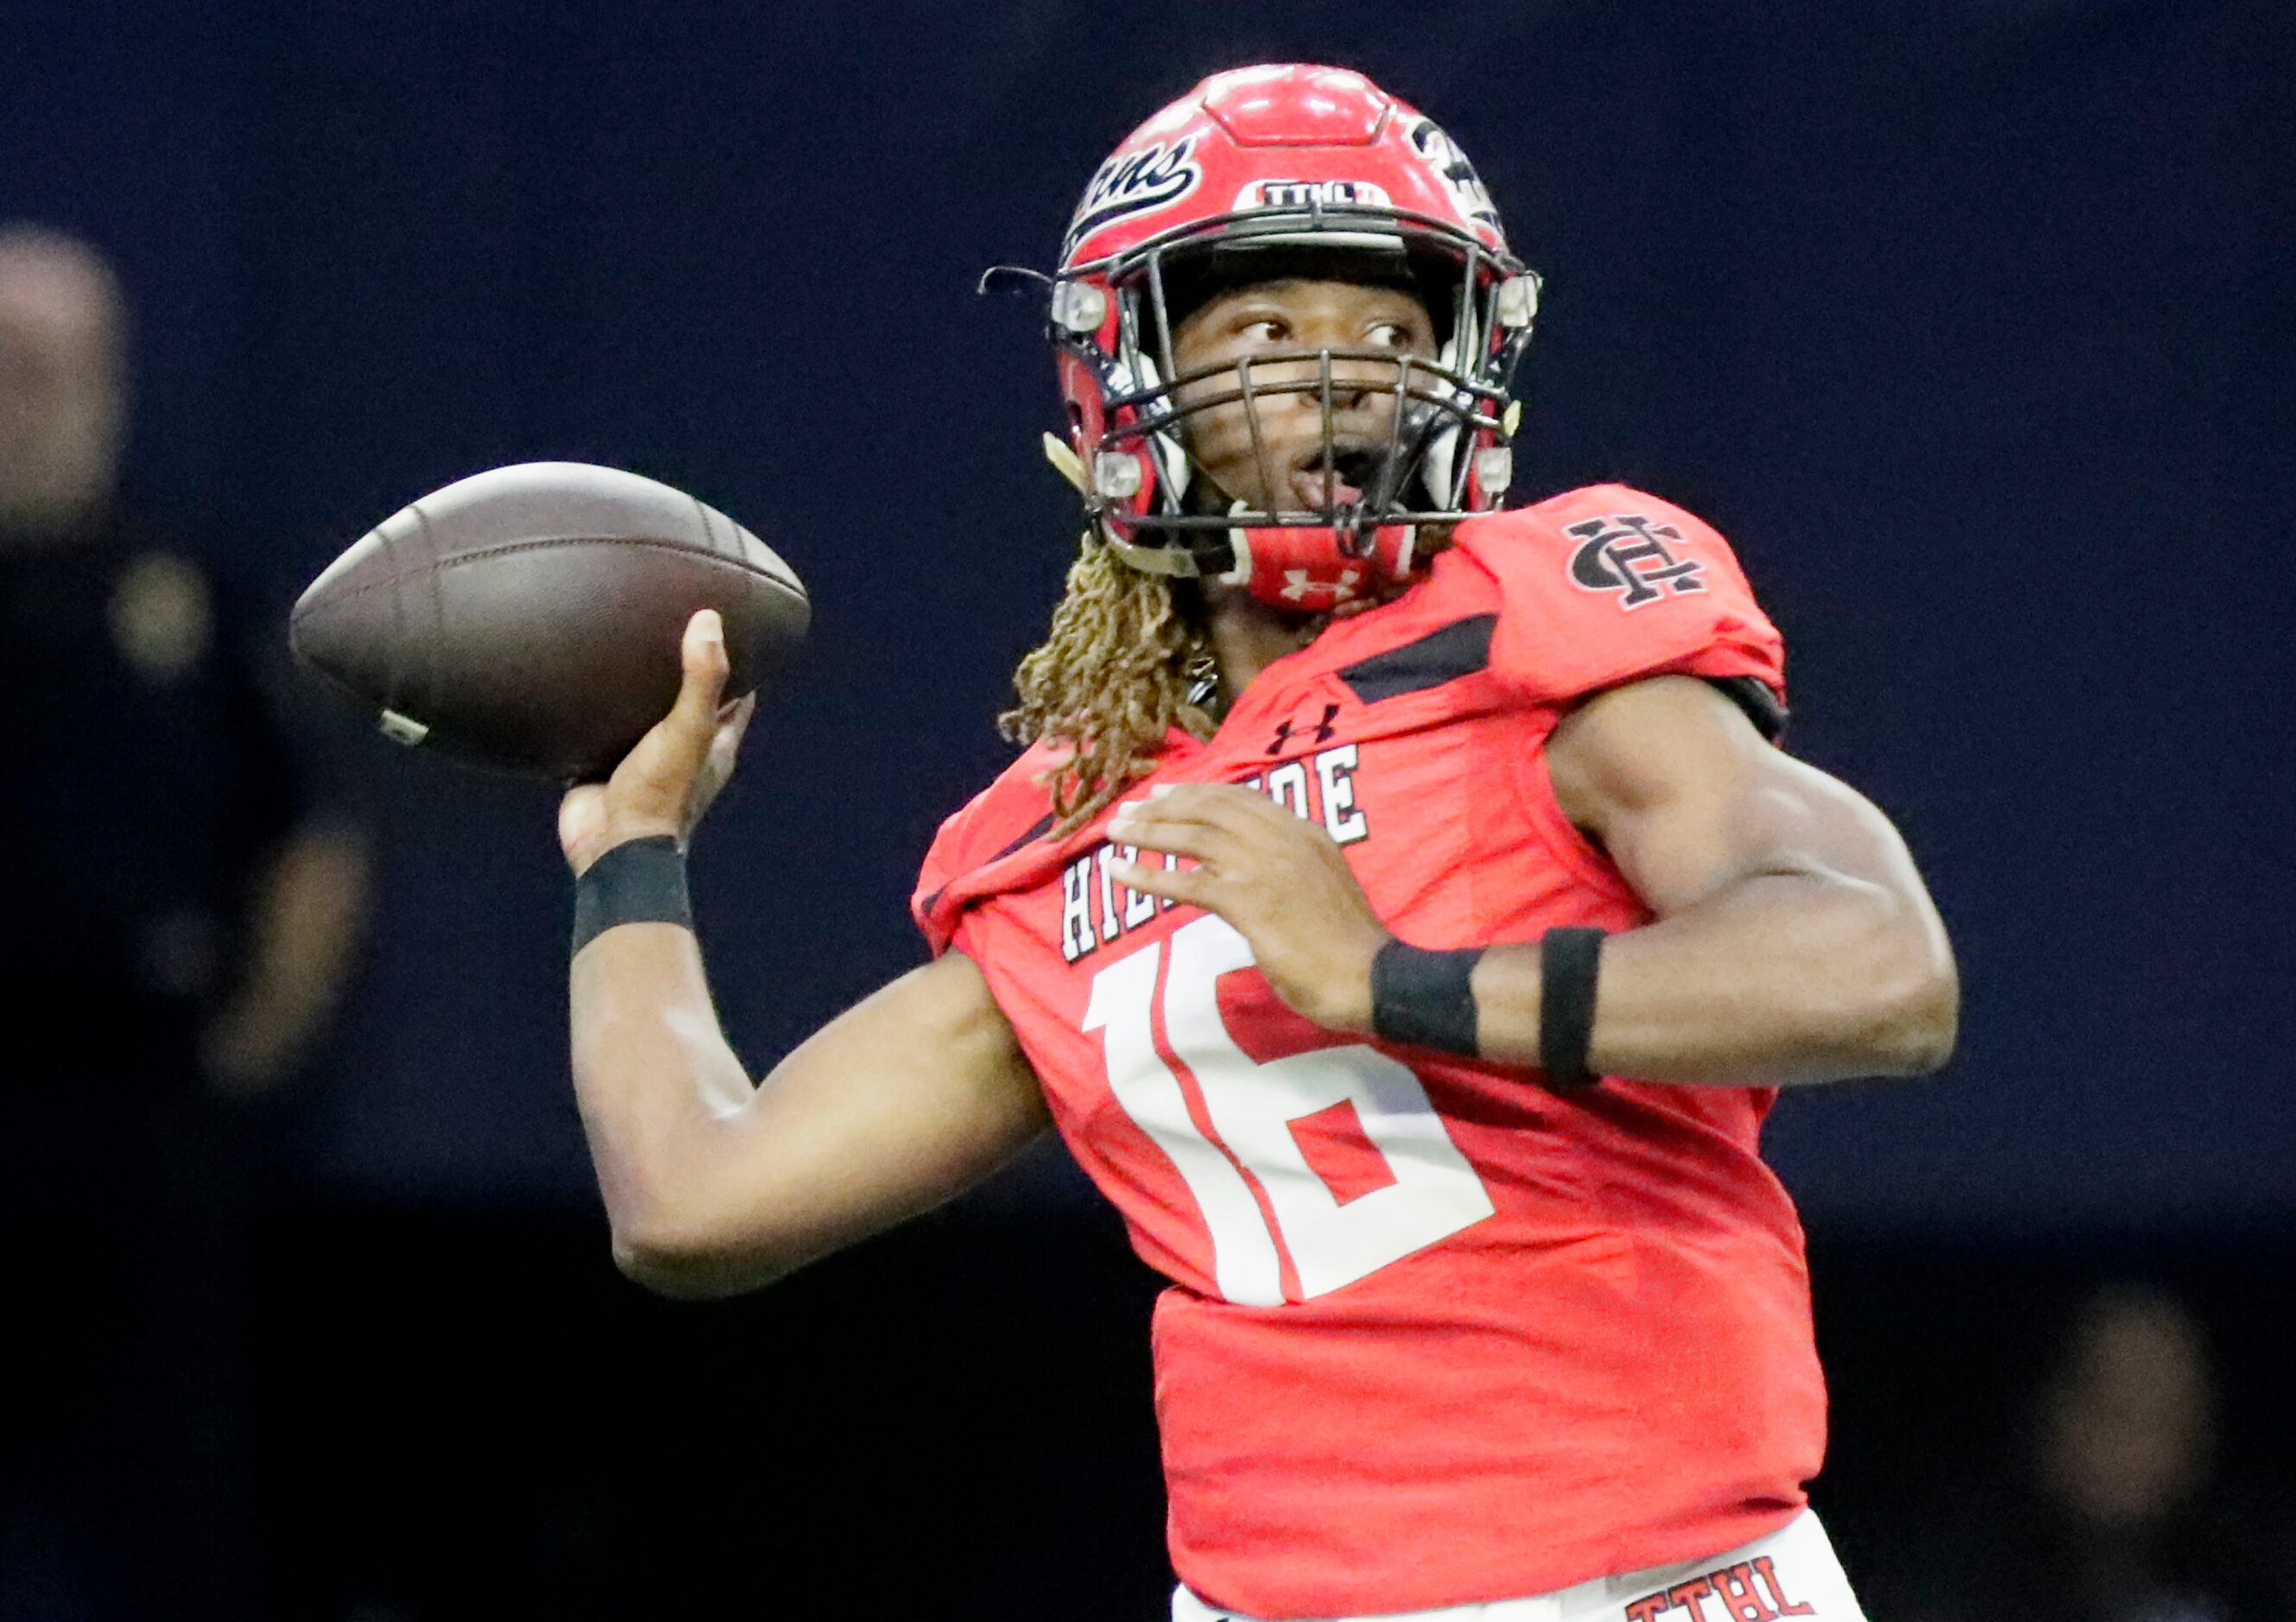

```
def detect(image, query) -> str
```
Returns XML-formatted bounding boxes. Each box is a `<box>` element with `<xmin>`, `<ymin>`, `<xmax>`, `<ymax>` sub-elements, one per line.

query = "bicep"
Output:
<box><xmin>665</xmin><ymin>949</ymin><xmax>1049</xmax><ymax>1289</ymax></box>
<box><xmin>1547</xmin><ymin>675</ymin><xmax>1929</xmax><ymax>916</ymax></box>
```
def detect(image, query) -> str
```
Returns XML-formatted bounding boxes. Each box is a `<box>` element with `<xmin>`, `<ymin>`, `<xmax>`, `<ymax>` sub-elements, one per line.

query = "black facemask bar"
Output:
<box><xmin>1097</xmin><ymin>345</ymin><xmax>1501</xmax><ymax>531</ymax></box>
<box><xmin>1056</xmin><ymin>200</ymin><xmax>1537</xmax><ymax>566</ymax></box>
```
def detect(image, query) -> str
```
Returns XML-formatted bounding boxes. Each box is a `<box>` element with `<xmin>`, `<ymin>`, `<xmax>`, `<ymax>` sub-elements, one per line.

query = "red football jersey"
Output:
<box><xmin>912</xmin><ymin>485</ymin><xmax>1825</xmax><ymax>1619</ymax></box>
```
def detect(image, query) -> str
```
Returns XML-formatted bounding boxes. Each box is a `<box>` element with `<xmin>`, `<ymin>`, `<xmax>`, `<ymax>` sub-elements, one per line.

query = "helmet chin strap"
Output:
<box><xmin>1239</xmin><ymin>527</ymin><xmax>1415</xmax><ymax>611</ymax></box>
<box><xmin>1099</xmin><ymin>513</ymin><xmax>1419</xmax><ymax>614</ymax></box>
<box><xmin>1222</xmin><ymin>497</ymin><xmax>1417</xmax><ymax>611</ymax></box>
<box><xmin>1103</xmin><ymin>529</ymin><xmax>1222</xmax><ymax>580</ymax></box>
<box><xmin>1096</xmin><ymin>434</ymin><xmax>1436</xmax><ymax>611</ymax></box>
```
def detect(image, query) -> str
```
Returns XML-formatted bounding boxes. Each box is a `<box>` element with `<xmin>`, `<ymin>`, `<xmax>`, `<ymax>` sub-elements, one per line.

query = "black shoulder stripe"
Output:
<box><xmin>1707</xmin><ymin>675</ymin><xmax>1788</xmax><ymax>741</ymax></box>
<box><xmin>1338</xmin><ymin>614</ymin><xmax>1498</xmax><ymax>703</ymax></box>
<box><xmin>919</xmin><ymin>811</ymin><xmax>1056</xmax><ymax>921</ymax></box>
<box><xmin>992</xmin><ymin>812</ymin><xmax>1059</xmax><ymax>862</ymax></box>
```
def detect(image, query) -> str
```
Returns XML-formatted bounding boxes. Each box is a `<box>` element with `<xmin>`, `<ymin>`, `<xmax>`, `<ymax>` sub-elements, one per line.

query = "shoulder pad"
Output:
<box><xmin>910</xmin><ymin>742</ymin><xmax>1066</xmax><ymax>955</ymax></box>
<box><xmin>1451</xmin><ymin>485</ymin><xmax>1786</xmax><ymax>715</ymax></box>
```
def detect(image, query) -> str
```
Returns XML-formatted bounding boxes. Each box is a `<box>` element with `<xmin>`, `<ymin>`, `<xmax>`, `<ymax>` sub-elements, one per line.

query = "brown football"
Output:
<box><xmin>289</xmin><ymin>461</ymin><xmax>809</xmax><ymax>779</ymax></box>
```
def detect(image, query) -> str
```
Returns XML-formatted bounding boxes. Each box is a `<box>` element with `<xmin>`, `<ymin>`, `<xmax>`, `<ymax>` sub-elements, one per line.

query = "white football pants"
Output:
<box><xmin>1173</xmin><ymin>1508</ymin><xmax>1869</xmax><ymax>1622</ymax></box>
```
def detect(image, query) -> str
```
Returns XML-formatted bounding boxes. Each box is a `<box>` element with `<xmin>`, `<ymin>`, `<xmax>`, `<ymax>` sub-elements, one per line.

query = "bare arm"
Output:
<box><xmin>574</xmin><ymin>938</ymin><xmax>1047</xmax><ymax>1298</ymax></box>
<box><xmin>1109</xmin><ymin>675</ymin><xmax>1957</xmax><ymax>1087</ymax></box>
<box><xmin>561</xmin><ymin>611</ymin><xmax>1047</xmax><ymax>1299</ymax></box>
<box><xmin>1498</xmin><ymin>675</ymin><xmax>1958</xmax><ymax>1084</ymax></box>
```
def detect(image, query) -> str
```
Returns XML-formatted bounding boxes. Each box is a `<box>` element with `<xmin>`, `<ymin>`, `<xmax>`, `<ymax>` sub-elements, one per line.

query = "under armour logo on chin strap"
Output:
<box><xmin>1281</xmin><ymin>566</ymin><xmax>1363</xmax><ymax>603</ymax></box>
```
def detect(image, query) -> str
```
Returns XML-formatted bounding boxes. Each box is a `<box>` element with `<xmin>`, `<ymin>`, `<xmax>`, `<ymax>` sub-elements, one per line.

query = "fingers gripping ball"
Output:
<box><xmin>554</xmin><ymin>608</ymin><xmax>759</xmax><ymax>876</ymax></box>
<box><xmin>289</xmin><ymin>461</ymin><xmax>808</xmax><ymax>780</ymax></box>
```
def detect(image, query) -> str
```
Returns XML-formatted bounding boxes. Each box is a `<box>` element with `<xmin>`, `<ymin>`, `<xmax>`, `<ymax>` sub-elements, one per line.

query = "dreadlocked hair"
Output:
<box><xmin>1000</xmin><ymin>534</ymin><xmax>1216</xmax><ymax>833</ymax></box>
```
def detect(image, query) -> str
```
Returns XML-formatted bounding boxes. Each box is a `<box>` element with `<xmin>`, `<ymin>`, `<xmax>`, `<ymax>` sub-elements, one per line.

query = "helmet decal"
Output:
<box><xmin>1063</xmin><ymin>137</ymin><xmax>1205</xmax><ymax>259</ymax></box>
<box><xmin>1406</xmin><ymin>119</ymin><xmax>1501</xmax><ymax>236</ymax></box>
<box><xmin>1232</xmin><ymin>178</ymin><xmax>1395</xmax><ymax>212</ymax></box>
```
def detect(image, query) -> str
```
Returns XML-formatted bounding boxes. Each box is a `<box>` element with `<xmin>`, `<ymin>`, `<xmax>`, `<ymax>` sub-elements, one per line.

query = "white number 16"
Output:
<box><xmin>1081</xmin><ymin>914</ymin><xmax>1496</xmax><ymax>1305</ymax></box>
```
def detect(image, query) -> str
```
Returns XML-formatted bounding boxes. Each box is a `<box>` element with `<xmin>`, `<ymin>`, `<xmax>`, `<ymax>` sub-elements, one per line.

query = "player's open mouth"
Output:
<box><xmin>1287</xmin><ymin>440</ymin><xmax>1390</xmax><ymax>513</ymax></box>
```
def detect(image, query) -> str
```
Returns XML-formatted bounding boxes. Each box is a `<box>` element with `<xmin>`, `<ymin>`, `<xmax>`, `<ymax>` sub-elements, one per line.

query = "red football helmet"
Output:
<box><xmin>1006</xmin><ymin>64</ymin><xmax>1540</xmax><ymax>611</ymax></box>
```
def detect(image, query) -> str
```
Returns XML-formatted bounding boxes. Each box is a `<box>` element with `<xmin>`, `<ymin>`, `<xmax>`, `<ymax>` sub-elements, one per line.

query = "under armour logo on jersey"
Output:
<box><xmin>1266</xmin><ymin>703</ymin><xmax>1341</xmax><ymax>757</ymax></box>
<box><xmin>1565</xmin><ymin>514</ymin><xmax>1707</xmax><ymax>610</ymax></box>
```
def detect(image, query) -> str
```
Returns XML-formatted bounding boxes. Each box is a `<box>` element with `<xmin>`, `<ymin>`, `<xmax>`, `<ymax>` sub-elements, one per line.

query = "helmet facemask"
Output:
<box><xmin>1015</xmin><ymin>64</ymin><xmax>1540</xmax><ymax>612</ymax></box>
<box><xmin>1056</xmin><ymin>201</ymin><xmax>1538</xmax><ymax>610</ymax></box>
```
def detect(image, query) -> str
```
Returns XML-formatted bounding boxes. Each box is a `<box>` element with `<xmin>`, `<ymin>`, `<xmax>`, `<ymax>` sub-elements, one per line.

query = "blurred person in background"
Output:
<box><xmin>1878</xmin><ymin>1283</ymin><xmax>2294</xmax><ymax>1622</ymax></box>
<box><xmin>0</xmin><ymin>225</ymin><xmax>367</xmax><ymax>1621</ymax></box>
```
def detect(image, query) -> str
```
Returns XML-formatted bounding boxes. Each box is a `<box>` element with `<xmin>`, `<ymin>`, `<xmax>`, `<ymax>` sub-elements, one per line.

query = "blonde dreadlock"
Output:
<box><xmin>1000</xmin><ymin>535</ymin><xmax>1216</xmax><ymax>833</ymax></box>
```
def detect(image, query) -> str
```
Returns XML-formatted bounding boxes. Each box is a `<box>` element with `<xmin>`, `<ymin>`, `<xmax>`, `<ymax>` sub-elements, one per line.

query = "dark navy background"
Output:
<box><xmin>5</xmin><ymin>0</ymin><xmax>2290</xmax><ymax>1229</ymax></box>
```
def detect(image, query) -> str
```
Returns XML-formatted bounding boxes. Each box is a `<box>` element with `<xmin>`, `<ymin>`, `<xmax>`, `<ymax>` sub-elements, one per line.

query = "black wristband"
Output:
<box><xmin>1370</xmin><ymin>940</ymin><xmax>1484</xmax><ymax>1055</ymax></box>
<box><xmin>1538</xmin><ymin>927</ymin><xmax>1606</xmax><ymax>1087</ymax></box>
<box><xmin>572</xmin><ymin>836</ymin><xmax>693</xmax><ymax>954</ymax></box>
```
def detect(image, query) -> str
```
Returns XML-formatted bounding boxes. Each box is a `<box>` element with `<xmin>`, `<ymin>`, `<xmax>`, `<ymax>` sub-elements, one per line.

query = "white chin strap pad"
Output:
<box><xmin>1130</xmin><ymin>350</ymin><xmax>1192</xmax><ymax>504</ymax></box>
<box><xmin>1419</xmin><ymin>331</ymin><xmax>1475</xmax><ymax>509</ymax></box>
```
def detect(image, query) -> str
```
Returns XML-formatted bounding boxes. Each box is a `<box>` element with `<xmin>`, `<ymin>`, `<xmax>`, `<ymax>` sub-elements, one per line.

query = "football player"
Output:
<box><xmin>558</xmin><ymin>64</ymin><xmax>1957</xmax><ymax>1622</ymax></box>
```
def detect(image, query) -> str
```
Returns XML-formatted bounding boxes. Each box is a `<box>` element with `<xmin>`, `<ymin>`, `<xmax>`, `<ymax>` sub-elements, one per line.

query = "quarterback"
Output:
<box><xmin>558</xmin><ymin>65</ymin><xmax>1957</xmax><ymax>1622</ymax></box>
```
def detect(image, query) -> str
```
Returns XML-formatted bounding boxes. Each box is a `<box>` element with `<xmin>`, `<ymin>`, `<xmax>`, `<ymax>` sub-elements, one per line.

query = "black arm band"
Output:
<box><xmin>1370</xmin><ymin>941</ymin><xmax>1484</xmax><ymax>1056</ymax></box>
<box><xmin>1538</xmin><ymin>927</ymin><xmax>1606</xmax><ymax>1087</ymax></box>
<box><xmin>572</xmin><ymin>836</ymin><xmax>693</xmax><ymax>954</ymax></box>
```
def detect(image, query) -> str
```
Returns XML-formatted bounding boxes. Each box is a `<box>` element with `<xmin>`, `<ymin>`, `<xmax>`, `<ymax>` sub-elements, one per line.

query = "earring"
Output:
<box><xmin>1184</xmin><ymin>647</ymin><xmax>1219</xmax><ymax>709</ymax></box>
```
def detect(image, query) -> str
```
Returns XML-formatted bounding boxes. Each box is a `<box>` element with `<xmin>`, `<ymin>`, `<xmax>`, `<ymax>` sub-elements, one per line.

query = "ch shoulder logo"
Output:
<box><xmin>1565</xmin><ymin>514</ymin><xmax>1706</xmax><ymax>610</ymax></box>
